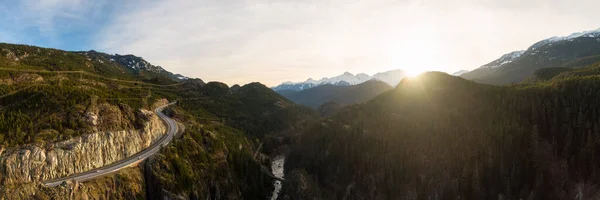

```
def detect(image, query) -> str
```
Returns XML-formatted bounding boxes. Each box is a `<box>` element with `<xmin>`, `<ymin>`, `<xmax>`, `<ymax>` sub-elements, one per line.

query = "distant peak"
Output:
<box><xmin>480</xmin><ymin>50</ymin><xmax>525</xmax><ymax>69</ymax></box>
<box><xmin>531</xmin><ymin>27</ymin><xmax>600</xmax><ymax>49</ymax></box>
<box><xmin>356</xmin><ymin>73</ymin><xmax>370</xmax><ymax>79</ymax></box>
<box><xmin>273</xmin><ymin>69</ymin><xmax>407</xmax><ymax>91</ymax></box>
<box><xmin>511</xmin><ymin>50</ymin><xmax>526</xmax><ymax>56</ymax></box>
<box><xmin>452</xmin><ymin>70</ymin><xmax>469</xmax><ymax>76</ymax></box>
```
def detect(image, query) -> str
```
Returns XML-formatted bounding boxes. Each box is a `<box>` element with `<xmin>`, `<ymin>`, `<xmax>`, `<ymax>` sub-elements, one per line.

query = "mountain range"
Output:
<box><xmin>275</xmin><ymin>27</ymin><xmax>600</xmax><ymax>116</ymax></box>
<box><xmin>272</xmin><ymin>69</ymin><xmax>407</xmax><ymax>91</ymax></box>
<box><xmin>277</xmin><ymin>79</ymin><xmax>392</xmax><ymax>109</ymax></box>
<box><xmin>461</xmin><ymin>28</ymin><xmax>600</xmax><ymax>84</ymax></box>
<box><xmin>284</xmin><ymin>61</ymin><xmax>600</xmax><ymax>199</ymax></box>
<box><xmin>273</xmin><ymin>68</ymin><xmax>466</xmax><ymax>111</ymax></box>
<box><xmin>5</xmin><ymin>24</ymin><xmax>600</xmax><ymax>200</ymax></box>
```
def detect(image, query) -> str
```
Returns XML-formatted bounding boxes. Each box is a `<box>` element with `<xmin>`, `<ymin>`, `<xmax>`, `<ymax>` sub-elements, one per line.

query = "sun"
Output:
<box><xmin>405</xmin><ymin>68</ymin><xmax>426</xmax><ymax>77</ymax></box>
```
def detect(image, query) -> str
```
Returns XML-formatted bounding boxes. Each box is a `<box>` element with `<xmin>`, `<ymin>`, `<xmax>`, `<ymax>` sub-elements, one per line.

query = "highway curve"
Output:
<box><xmin>43</xmin><ymin>102</ymin><xmax>178</xmax><ymax>187</ymax></box>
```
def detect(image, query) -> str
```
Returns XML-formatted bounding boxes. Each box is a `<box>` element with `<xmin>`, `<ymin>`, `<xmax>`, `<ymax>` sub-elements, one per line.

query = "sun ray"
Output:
<box><xmin>405</xmin><ymin>68</ymin><xmax>426</xmax><ymax>77</ymax></box>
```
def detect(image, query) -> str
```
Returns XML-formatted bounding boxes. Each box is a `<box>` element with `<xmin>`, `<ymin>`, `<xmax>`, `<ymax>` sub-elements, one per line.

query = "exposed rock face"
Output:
<box><xmin>0</xmin><ymin>108</ymin><xmax>166</xmax><ymax>185</ymax></box>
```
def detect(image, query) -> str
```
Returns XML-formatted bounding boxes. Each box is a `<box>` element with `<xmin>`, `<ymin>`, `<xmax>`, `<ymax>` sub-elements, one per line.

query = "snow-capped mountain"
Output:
<box><xmin>480</xmin><ymin>50</ymin><xmax>525</xmax><ymax>69</ymax></box>
<box><xmin>474</xmin><ymin>28</ymin><xmax>600</xmax><ymax>72</ymax></box>
<box><xmin>110</xmin><ymin>54</ymin><xmax>166</xmax><ymax>72</ymax></box>
<box><xmin>530</xmin><ymin>28</ymin><xmax>600</xmax><ymax>49</ymax></box>
<box><xmin>272</xmin><ymin>70</ymin><xmax>407</xmax><ymax>91</ymax></box>
<box><xmin>452</xmin><ymin>70</ymin><xmax>469</xmax><ymax>76</ymax></box>
<box><xmin>461</xmin><ymin>27</ymin><xmax>600</xmax><ymax>85</ymax></box>
<box><xmin>273</xmin><ymin>81</ymin><xmax>318</xmax><ymax>91</ymax></box>
<box><xmin>307</xmin><ymin>72</ymin><xmax>372</xmax><ymax>85</ymax></box>
<box><xmin>279</xmin><ymin>79</ymin><xmax>393</xmax><ymax>109</ymax></box>
<box><xmin>76</xmin><ymin>50</ymin><xmax>185</xmax><ymax>82</ymax></box>
<box><xmin>78</xmin><ymin>50</ymin><xmax>173</xmax><ymax>73</ymax></box>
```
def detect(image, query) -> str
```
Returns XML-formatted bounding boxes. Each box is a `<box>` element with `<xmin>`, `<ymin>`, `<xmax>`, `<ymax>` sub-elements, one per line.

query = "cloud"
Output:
<box><xmin>97</xmin><ymin>0</ymin><xmax>428</xmax><ymax>85</ymax></box>
<box><xmin>38</xmin><ymin>0</ymin><xmax>600</xmax><ymax>86</ymax></box>
<box><xmin>2</xmin><ymin>0</ymin><xmax>600</xmax><ymax>86</ymax></box>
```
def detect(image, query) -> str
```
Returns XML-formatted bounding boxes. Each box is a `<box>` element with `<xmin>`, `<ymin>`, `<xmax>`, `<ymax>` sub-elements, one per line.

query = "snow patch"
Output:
<box><xmin>452</xmin><ymin>70</ymin><xmax>469</xmax><ymax>76</ymax></box>
<box><xmin>273</xmin><ymin>70</ymin><xmax>407</xmax><ymax>91</ymax></box>
<box><xmin>532</xmin><ymin>28</ymin><xmax>600</xmax><ymax>48</ymax></box>
<box><xmin>480</xmin><ymin>50</ymin><xmax>525</xmax><ymax>69</ymax></box>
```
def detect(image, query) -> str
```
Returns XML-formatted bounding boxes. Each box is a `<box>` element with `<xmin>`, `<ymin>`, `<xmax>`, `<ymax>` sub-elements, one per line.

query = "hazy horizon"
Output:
<box><xmin>1</xmin><ymin>0</ymin><xmax>600</xmax><ymax>86</ymax></box>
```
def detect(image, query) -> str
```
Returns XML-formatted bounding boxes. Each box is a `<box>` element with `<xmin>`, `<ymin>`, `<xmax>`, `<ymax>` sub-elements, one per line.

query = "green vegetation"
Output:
<box><xmin>0</xmin><ymin>43</ymin><xmax>179</xmax><ymax>83</ymax></box>
<box><xmin>178</xmin><ymin>82</ymin><xmax>317</xmax><ymax>140</ymax></box>
<box><xmin>278</xmin><ymin>79</ymin><xmax>392</xmax><ymax>109</ymax></box>
<box><xmin>0</xmin><ymin>43</ymin><xmax>188</xmax><ymax>147</ymax></box>
<box><xmin>530</xmin><ymin>67</ymin><xmax>571</xmax><ymax>81</ymax></box>
<box><xmin>148</xmin><ymin>119</ymin><xmax>273</xmax><ymax>199</ymax></box>
<box><xmin>462</xmin><ymin>37</ymin><xmax>600</xmax><ymax>85</ymax></box>
<box><xmin>0</xmin><ymin>73</ymin><xmax>157</xmax><ymax>147</ymax></box>
<box><xmin>284</xmin><ymin>63</ymin><xmax>600</xmax><ymax>199</ymax></box>
<box><xmin>0</xmin><ymin>67</ymin><xmax>182</xmax><ymax>146</ymax></box>
<box><xmin>1</xmin><ymin>167</ymin><xmax>146</xmax><ymax>199</ymax></box>
<box><xmin>0</xmin><ymin>43</ymin><xmax>316</xmax><ymax>199</ymax></box>
<box><xmin>530</xmin><ymin>61</ymin><xmax>600</xmax><ymax>82</ymax></box>
<box><xmin>147</xmin><ymin>84</ymin><xmax>315</xmax><ymax>198</ymax></box>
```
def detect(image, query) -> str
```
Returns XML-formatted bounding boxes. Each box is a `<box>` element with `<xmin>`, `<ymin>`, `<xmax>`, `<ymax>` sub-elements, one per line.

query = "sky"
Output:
<box><xmin>1</xmin><ymin>0</ymin><xmax>600</xmax><ymax>86</ymax></box>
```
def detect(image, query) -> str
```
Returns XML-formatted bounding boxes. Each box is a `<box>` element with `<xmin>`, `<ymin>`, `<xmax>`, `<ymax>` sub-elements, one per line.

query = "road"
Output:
<box><xmin>43</xmin><ymin>102</ymin><xmax>179</xmax><ymax>187</ymax></box>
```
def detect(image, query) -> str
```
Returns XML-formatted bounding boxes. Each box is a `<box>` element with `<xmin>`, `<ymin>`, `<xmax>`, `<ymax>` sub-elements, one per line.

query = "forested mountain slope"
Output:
<box><xmin>0</xmin><ymin>43</ymin><xmax>181</xmax><ymax>83</ymax></box>
<box><xmin>283</xmin><ymin>63</ymin><xmax>600</xmax><ymax>199</ymax></box>
<box><xmin>461</xmin><ymin>28</ymin><xmax>600</xmax><ymax>85</ymax></box>
<box><xmin>0</xmin><ymin>43</ymin><xmax>316</xmax><ymax>199</ymax></box>
<box><xmin>278</xmin><ymin>80</ymin><xmax>392</xmax><ymax>109</ymax></box>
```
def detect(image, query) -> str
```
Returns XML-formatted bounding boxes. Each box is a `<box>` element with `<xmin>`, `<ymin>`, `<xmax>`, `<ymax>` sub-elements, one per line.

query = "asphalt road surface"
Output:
<box><xmin>43</xmin><ymin>102</ymin><xmax>178</xmax><ymax>187</ymax></box>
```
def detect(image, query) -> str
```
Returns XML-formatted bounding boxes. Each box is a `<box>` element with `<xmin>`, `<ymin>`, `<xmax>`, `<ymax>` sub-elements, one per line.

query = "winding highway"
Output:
<box><xmin>43</xmin><ymin>102</ymin><xmax>179</xmax><ymax>187</ymax></box>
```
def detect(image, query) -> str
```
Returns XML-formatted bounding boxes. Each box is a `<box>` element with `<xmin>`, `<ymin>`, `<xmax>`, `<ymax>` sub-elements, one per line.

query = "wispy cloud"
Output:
<box><xmin>95</xmin><ymin>0</ymin><xmax>600</xmax><ymax>86</ymax></box>
<box><xmin>2</xmin><ymin>0</ymin><xmax>600</xmax><ymax>86</ymax></box>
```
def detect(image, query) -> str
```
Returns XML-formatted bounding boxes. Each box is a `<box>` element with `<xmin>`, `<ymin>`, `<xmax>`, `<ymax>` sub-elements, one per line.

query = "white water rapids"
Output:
<box><xmin>269</xmin><ymin>156</ymin><xmax>285</xmax><ymax>200</ymax></box>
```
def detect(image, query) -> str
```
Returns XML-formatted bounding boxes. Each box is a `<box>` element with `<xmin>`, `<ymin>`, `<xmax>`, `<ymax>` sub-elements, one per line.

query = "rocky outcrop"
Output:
<box><xmin>0</xmin><ymin>108</ymin><xmax>166</xmax><ymax>185</ymax></box>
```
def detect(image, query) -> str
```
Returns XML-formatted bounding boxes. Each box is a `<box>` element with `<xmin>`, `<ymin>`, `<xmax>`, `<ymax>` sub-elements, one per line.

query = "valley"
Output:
<box><xmin>282</xmin><ymin>67</ymin><xmax>600</xmax><ymax>199</ymax></box>
<box><xmin>1</xmin><ymin>5</ymin><xmax>600</xmax><ymax>199</ymax></box>
<box><xmin>277</xmin><ymin>80</ymin><xmax>392</xmax><ymax>110</ymax></box>
<box><xmin>270</xmin><ymin>156</ymin><xmax>285</xmax><ymax>200</ymax></box>
<box><xmin>0</xmin><ymin>43</ymin><xmax>315</xmax><ymax>199</ymax></box>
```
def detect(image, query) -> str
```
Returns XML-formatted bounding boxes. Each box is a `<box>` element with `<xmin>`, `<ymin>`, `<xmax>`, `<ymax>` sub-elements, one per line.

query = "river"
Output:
<box><xmin>269</xmin><ymin>156</ymin><xmax>285</xmax><ymax>200</ymax></box>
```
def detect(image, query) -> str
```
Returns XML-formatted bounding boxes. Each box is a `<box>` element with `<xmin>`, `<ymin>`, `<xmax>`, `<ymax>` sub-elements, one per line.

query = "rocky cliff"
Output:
<box><xmin>0</xmin><ymin>107</ymin><xmax>166</xmax><ymax>185</ymax></box>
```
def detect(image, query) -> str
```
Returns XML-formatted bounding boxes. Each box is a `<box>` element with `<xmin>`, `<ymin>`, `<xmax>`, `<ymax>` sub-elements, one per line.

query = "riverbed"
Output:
<box><xmin>270</xmin><ymin>156</ymin><xmax>285</xmax><ymax>200</ymax></box>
